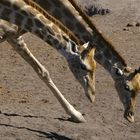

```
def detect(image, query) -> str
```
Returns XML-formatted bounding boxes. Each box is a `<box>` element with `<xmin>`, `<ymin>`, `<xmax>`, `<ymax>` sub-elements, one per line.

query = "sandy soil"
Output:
<box><xmin>0</xmin><ymin>0</ymin><xmax>140</xmax><ymax>139</ymax></box>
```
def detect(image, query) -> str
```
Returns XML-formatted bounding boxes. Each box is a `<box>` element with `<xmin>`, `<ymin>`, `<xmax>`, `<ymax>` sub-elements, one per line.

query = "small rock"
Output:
<box><xmin>126</xmin><ymin>23</ymin><xmax>133</xmax><ymax>27</ymax></box>
<box><xmin>41</xmin><ymin>99</ymin><xmax>49</xmax><ymax>103</ymax></box>
<box><xmin>19</xmin><ymin>100</ymin><xmax>27</xmax><ymax>103</ymax></box>
<box><xmin>7</xmin><ymin>90</ymin><xmax>10</xmax><ymax>93</ymax></box>
<box><xmin>136</xmin><ymin>22</ymin><xmax>140</xmax><ymax>26</ymax></box>
<box><xmin>123</xmin><ymin>28</ymin><xmax>129</xmax><ymax>31</ymax></box>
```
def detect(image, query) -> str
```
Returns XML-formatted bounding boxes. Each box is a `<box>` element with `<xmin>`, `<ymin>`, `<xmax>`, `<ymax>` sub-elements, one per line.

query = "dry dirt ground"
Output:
<box><xmin>0</xmin><ymin>0</ymin><xmax>140</xmax><ymax>140</ymax></box>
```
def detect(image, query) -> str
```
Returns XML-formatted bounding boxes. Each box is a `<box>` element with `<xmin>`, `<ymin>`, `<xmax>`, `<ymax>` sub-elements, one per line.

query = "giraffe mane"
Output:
<box><xmin>68</xmin><ymin>0</ymin><xmax>127</xmax><ymax>66</ymax></box>
<box><xmin>23</xmin><ymin>0</ymin><xmax>82</xmax><ymax>45</ymax></box>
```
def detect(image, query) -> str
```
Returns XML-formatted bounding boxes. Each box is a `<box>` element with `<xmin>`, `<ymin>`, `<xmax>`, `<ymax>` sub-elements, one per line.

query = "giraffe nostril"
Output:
<box><xmin>128</xmin><ymin>111</ymin><xmax>134</xmax><ymax>117</ymax></box>
<box><xmin>124</xmin><ymin>84</ymin><xmax>130</xmax><ymax>91</ymax></box>
<box><xmin>124</xmin><ymin>110</ymin><xmax>135</xmax><ymax>123</ymax></box>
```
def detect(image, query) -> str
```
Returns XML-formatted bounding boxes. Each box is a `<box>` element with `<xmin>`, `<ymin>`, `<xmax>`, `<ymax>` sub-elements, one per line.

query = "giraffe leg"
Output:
<box><xmin>0</xmin><ymin>19</ymin><xmax>86</xmax><ymax>122</ymax></box>
<box><xmin>6</xmin><ymin>35</ymin><xmax>86</xmax><ymax>123</ymax></box>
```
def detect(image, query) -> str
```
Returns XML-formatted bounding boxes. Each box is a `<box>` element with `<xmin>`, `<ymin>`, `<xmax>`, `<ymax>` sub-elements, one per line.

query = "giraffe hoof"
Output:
<box><xmin>68</xmin><ymin>110</ymin><xmax>86</xmax><ymax>123</ymax></box>
<box><xmin>68</xmin><ymin>116</ymin><xmax>86</xmax><ymax>123</ymax></box>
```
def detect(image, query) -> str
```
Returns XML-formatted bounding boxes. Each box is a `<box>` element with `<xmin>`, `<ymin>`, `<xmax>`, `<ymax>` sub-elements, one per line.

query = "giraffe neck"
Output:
<box><xmin>23</xmin><ymin>0</ymin><xmax>82</xmax><ymax>45</ymax></box>
<box><xmin>33</xmin><ymin>0</ymin><xmax>93</xmax><ymax>43</ymax></box>
<box><xmin>33</xmin><ymin>0</ymin><xmax>128</xmax><ymax>79</ymax></box>
<box><xmin>0</xmin><ymin>0</ymin><xmax>81</xmax><ymax>59</ymax></box>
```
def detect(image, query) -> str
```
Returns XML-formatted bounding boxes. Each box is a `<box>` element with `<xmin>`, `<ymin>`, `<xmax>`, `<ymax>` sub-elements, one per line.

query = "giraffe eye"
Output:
<box><xmin>80</xmin><ymin>64</ymin><xmax>88</xmax><ymax>71</ymax></box>
<box><xmin>124</xmin><ymin>84</ymin><xmax>130</xmax><ymax>91</ymax></box>
<box><xmin>116</xmin><ymin>68</ymin><xmax>123</xmax><ymax>76</ymax></box>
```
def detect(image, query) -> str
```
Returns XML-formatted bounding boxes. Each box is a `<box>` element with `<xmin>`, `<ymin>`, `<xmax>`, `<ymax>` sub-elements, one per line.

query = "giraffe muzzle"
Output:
<box><xmin>124</xmin><ymin>110</ymin><xmax>135</xmax><ymax>123</ymax></box>
<box><xmin>86</xmin><ymin>88</ymin><xmax>96</xmax><ymax>103</ymax></box>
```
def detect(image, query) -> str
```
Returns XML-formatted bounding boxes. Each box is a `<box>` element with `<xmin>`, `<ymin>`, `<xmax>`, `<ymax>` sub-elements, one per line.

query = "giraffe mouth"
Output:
<box><xmin>87</xmin><ymin>92</ymin><xmax>95</xmax><ymax>103</ymax></box>
<box><xmin>124</xmin><ymin>110</ymin><xmax>135</xmax><ymax>123</ymax></box>
<box><xmin>84</xmin><ymin>77</ymin><xmax>95</xmax><ymax>103</ymax></box>
<box><xmin>85</xmin><ymin>87</ymin><xmax>95</xmax><ymax>103</ymax></box>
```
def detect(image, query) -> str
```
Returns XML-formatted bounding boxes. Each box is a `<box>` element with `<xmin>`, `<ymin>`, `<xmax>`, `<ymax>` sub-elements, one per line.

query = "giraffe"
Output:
<box><xmin>0</xmin><ymin>0</ymin><xmax>140</xmax><ymax>123</ymax></box>
<box><xmin>30</xmin><ymin>0</ymin><xmax>140</xmax><ymax>123</ymax></box>
<box><xmin>0</xmin><ymin>0</ymin><xmax>98</xmax><ymax>123</ymax></box>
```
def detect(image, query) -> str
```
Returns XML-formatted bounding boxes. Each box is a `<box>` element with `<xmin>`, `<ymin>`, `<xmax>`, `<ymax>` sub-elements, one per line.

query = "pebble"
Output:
<box><xmin>136</xmin><ymin>22</ymin><xmax>140</xmax><ymax>26</ymax></box>
<box><xmin>126</xmin><ymin>22</ymin><xmax>140</xmax><ymax>27</ymax></box>
<box><xmin>126</xmin><ymin>23</ymin><xmax>133</xmax><ymax>27</ymax></box>
<box><xmin>123</xmin><ymin>28</ymin><xmax>129</xmax><ymax>31</ymax></box>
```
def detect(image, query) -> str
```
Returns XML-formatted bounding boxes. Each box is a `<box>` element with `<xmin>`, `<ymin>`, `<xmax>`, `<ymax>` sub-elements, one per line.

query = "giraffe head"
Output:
<box><xmin>65</xmin><ymin>42</ymin><xmax>96</xmax><ymax>103</ymax></box>
<box><xmin>114</xmin><ymin>67</ymin><xmax>140</xmax><ymax>122</ymax></box>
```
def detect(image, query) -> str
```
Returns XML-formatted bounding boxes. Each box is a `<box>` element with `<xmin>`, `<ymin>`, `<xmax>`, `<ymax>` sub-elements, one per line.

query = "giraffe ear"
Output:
<box><xmin>117</xmin><ymin>68</ymin><xmax>123</xmax><ymax>75</ymax></box>
<box><xmin>82</xmin><ymin>42</ymin><xmax>89</xmax><ymax>49</ymax></box>
<box><xmin>81</xmin><ymin>41</ymin><xmax>95</xmax><ymax>56</ymax></box>
<box><xmin>79</xmin><ymin>42</ymin><xmax>91</xmax><ymax>54</ymax></box>
<box><xmin>112</xmin><ymin>66</ymin><xmax>124</xmax><ymax>76</ymax></box>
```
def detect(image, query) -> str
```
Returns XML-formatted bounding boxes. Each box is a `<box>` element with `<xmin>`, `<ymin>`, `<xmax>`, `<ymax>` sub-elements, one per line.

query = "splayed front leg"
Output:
<box><xmin>6</xmin><ymin>35</ymin><xmax>86</xmax><ymax>123</ymax></box>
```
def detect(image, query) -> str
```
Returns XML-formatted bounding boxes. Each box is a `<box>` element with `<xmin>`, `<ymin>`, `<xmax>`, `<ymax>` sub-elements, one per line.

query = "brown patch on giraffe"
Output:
<box><xmin>53</xmin><ymin>38</ymin><xmax>60</xmax><ymax>46</ymax></box>
<box><xmin>25</xmin><ymin>18</ymin><xmax>33</xmax><ymax>30</ymax></box>
<box><xmin>12</xmin><ymin>3</ymin><xmax>20</xmax><ymax>11</ymax></box>
<box><xmin>34</xmin><ymin>30</ymin><xmax>44</xmax><ymax>39</ymax></box>
<box><xmin>34</xmin><ymin>18</ymin><xmax>43</xmax><ymax>28</ymax></box>
<box><xmin>15</xmin><ymin>13</ymin><xmax>25</xmax><ymax>26</ymax></box>
<box><xmin>1</xmin><ymin>8</ymin><xmax>11</xmax><ymax>20</ymax></box>
<box><xmin>19</xmin><ymin>9</ymin><xmax>28</xmax><ymax>16</ymax></box>
<box><xmin>0</xmin><ymin>0</ymin><xmax>11</xmax><ymax>7</ymax></box>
